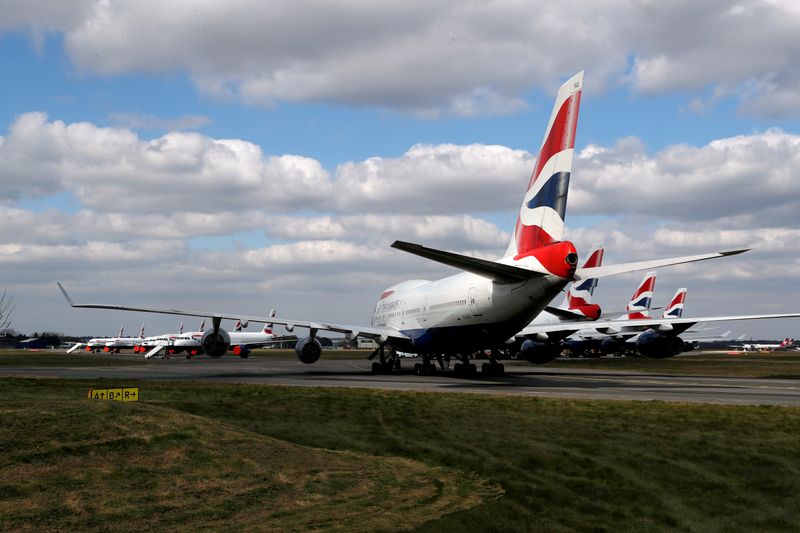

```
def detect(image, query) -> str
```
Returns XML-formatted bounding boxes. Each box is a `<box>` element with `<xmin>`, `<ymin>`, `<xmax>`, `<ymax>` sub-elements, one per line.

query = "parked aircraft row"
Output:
<box><xmin>68</xmin><ymin>314</ymin><xmax>281</xmax><ymax>359</ymax></box>
<box><xmin>58</xmin><ymin>71</ymin><xmax>800</xmax><ymax>375</ymax></box>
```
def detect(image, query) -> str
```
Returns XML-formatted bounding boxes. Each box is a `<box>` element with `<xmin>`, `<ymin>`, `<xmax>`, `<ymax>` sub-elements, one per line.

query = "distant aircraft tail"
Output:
<box><xmin>138</xmin><ymin>324</ymin><xmax>145</xmax><ymax>338</ymax></box>
<box><xmin>264</xmin><ymin>309</ymin><xmax>276</xmax><ymax>335</ymax></box>
<box><xmin>661</xmin><ymin>288</ymin><xmax>687</xmax><ymax>319</ymax></box>
<box><xmin>558</xmin><ymin>242</ymin><xmax>603</xmax><ymax>319</ymax></box>
<box><xmin>199</xmin><ymin>319</ymin><xmax>206</xmax><ymax>331</ymax></box>
<box><xmin>781</xmin><ymin>338</ymin><xmax>795</xmax><ymax>349</ymax></box>
<box><xmin>235</xmin><ymin>320</ymin><xmax>243</xmax><ymax>332</ymax></box>
<box><xmin>179</xmin><ymin>322</ymin><xmax>184</xmax><ymax>334</ymax></box>
<box><xmin>504</xmin><ymin>71</ymin><xmax>583</xmax><ymax>265</ymax></box>
<box><xmin>117</xmin><ymin>325</ymin><xmax>124</xmax><ymax>338</ymax></box>
<box><xmin>626</xmin><ymin>271</ymin><xmax>656</xmax><ymax>320</ymax></box>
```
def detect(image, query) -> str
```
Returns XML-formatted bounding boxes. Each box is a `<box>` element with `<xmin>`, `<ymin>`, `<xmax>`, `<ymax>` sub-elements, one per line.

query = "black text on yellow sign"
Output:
<box><xmin>87</xmin><ymin>387</ymin><xmax>139</xmax><ymax>402</ymax></box>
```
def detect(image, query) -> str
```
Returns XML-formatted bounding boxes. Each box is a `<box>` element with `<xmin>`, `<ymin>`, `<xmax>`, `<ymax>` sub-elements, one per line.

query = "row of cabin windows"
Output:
<box><xmin>430</xmin><ymin>299</ymin><xmax>467</xmax><ymax>311</ymax></box>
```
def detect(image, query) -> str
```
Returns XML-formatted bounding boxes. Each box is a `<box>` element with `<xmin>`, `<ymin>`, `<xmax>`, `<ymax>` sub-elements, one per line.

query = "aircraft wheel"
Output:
<box><xmin>482</xmin><ymin>363</ymin><xmax>505</xmax><ymax>376</ymax></box>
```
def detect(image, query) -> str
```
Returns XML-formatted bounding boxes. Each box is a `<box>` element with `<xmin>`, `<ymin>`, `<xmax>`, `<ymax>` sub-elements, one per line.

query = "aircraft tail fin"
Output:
<box><xmin>264</xmin><ymin>309</ymin><xmax>276</xmax><ymax>335</ymax></box>
<box><xmin>558</xmin><ymin>242</ymin><xmax>603</xmax><ymax>319</ymax></box>
<box><xmin>504</xmin><ymin>71</ymin><xmax>583</xmax><ymax>260</ymax></box>
<box><xmin>626</xmin><ymin>271</ymin><xmax>656</xmax><ymax>320</ymax></box>
<box><xmin>662</xmin><ymin>288</ymin><xmax>687</xmax><ymax>319</ymax></box>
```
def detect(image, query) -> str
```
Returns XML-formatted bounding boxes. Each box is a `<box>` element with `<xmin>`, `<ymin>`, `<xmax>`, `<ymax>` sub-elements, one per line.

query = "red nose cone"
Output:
<box><xmin>526</xmin><ymin>241</ymin><xmax>578</xmax><ymax>279</ymax></box>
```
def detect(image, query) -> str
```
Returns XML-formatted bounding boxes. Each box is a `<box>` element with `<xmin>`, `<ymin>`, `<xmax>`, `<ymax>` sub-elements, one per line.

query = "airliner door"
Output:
<box><xmin>468</xmin><ymin>287</ymin><xmax>479</xmax><ymax>315</ymax></box>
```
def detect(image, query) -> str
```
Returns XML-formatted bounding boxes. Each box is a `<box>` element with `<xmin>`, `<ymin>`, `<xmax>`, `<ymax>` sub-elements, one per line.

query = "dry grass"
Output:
<box><xmin>0</xmin><ymin>398</ymin><xmax>499</xmax><ymax>532</ymax></box>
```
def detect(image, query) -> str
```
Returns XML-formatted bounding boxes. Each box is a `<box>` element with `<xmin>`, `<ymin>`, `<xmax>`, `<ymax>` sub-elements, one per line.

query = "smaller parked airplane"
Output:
<box><xmin>735</xmin><ymin>338</ymin><xmax>795</xmax><ymax>352</ymax></box>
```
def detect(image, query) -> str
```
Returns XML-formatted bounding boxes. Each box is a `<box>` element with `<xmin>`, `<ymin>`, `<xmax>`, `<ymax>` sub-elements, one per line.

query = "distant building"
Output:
<box><xmin>357</xmin><ymin>338</ymin><xmax>378</xmax><ymax>349</ymax></box>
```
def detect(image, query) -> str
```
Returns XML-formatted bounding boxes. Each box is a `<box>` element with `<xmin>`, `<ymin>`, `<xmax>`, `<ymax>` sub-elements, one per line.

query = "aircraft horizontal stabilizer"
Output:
<box><xmin>543</xmin><ymin>306</ymin><xmax>596</xmax><ymax>321</ymax></box>
<box><xmin>573</xmin><ymin>249</ymin><xmax>749</xmax><ymax>280</ymax></box>
<box><xmin>391</xmin><ymin>241</ymin><xmax>546</xmax><ymax>284</ymax></box>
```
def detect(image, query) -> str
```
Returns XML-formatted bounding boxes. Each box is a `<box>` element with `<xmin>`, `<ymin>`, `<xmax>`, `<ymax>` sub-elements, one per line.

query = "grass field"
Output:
<box><xmin>2</xmin><ymin>377</ymin><xmax>800</xmax><ymax>531</ymax></box>
<box><xmin>551</xmin><ymin>350</ymin><xmax>800</xmax><ymax>379</ymax></box>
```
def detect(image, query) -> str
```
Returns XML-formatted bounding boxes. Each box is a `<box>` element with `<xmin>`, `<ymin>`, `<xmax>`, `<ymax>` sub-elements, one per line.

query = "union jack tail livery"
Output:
<box><xmin>661</xmin><ymin>288</ymin><xmax>687</xmax><ymax>319</ymax></box>
<box><xmin>505</xmin><ymin>71</ymin><xmax>583</xmax><ymax>261</ymax></box>
<box><xmin>264</xmin><ymin>308</ymin><xmax>276</xmax><ymax>335</ymax></box>
<box><xmin>626</xmin><ymin>271</ymin><xmax>656</xmax><ymax>320</ymax></box>
<box><xmin>560</xmin><ymin>242</ymin><xmax>604</xmax><ymax>319</ymax></box>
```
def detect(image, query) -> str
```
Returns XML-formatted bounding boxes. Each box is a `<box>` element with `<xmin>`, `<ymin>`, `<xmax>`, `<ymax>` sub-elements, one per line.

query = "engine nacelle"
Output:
<box><xmin>231</xmin><ymin>345</ymin><xmax>251</xmax><ymax>358</ymax></box>
<box><xmin>519</xmin><ymin>339</ymin><xmax>562</xmax><ymax>364</ymax></box>
<box><xmin>201</xmin><ymin>328</ymin><xmax>231</xmax><ymax>358</ymax></box>
<box><xmin>295</xmin><ymin>336</ymin><xmax>322</xmax><ymax>364</ymax></box>
<box><xmin>635</xmin><ymin>330</ymin><xmax>684</xmax><ymax>359</ymax></box>
<box><xmin>600</xmin><ymin>337</ymin><xmax>625</xmax><ymax>355</ymax></box>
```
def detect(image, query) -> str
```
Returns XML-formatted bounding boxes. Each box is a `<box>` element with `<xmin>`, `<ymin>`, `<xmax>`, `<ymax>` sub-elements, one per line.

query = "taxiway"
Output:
<box><xmin>3</xmin><ymin>355</ymin><xmax>800</xmax><ymax>406</ymax></box>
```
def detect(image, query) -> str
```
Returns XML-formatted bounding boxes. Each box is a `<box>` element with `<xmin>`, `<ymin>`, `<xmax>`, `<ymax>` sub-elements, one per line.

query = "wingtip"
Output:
<box><xmin>721</xmin><ymin>249</ymin><xmax>750</xmax><ymax>257</ymax></box>
<box><xmin>56</xmin><ymin>282</ymin><xmax>76</xmax><ymax>307</ymax></box>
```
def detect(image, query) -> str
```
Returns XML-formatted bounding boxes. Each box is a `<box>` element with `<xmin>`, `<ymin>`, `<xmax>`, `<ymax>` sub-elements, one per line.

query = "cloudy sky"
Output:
<box><xmin>1</xmin><ymin>0</ymin><xmax>799</xmax><ymax>339</ymax></box>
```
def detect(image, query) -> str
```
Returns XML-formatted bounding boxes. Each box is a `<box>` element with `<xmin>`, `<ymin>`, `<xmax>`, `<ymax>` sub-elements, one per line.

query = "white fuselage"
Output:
<box><xmin>370</xmin><ymin>271</ymin><xmax>567</xmax><ymax>354</ymax></box>
<box><xmin>173</xmin><ymin>329</ymin><xmax>276</xmax><ymax>351</ymax></box>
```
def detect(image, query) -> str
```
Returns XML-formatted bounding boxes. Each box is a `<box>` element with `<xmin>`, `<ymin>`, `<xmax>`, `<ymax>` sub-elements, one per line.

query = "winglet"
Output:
<box><xmin>57</xmin><ymin>282</ymin><xmax>76</xmax><ymax>307</ymax></box>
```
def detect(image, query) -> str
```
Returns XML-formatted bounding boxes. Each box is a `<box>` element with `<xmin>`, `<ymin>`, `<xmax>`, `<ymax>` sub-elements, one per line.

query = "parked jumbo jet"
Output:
<box><xmin>58</xmin><ymin>71</ymin><xmax>795</xmax><ymax>375</ymax></box>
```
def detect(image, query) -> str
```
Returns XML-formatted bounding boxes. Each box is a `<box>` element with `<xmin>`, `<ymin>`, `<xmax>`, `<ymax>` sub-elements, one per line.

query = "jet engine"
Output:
<box><xmin>519</xmin><ymin>339</ymin><xmax>562</xmax><ymax>364</ymax></box>
<box><xmin>600</xmin><ymin>337</ymin><xmax>625</xmax><ymax>356</ymax></box>
<box><xmin>295</xmin><ymin>336</ymin><xmax>322</xmax><ymax>364</ymax></box>
<box><xmin>635</xmin><ymin>330</ymin><xmax>684</xmax><ymax>359</ymax></box>
<box><xmin>201</xmin><ymin>327</ymin><xmax>231</xmax><ymax>358</ymax></box>
<box><xmin>231</xmin><ymin>345</ymin><xmax>251</xmax><ymax>358</ymax></box>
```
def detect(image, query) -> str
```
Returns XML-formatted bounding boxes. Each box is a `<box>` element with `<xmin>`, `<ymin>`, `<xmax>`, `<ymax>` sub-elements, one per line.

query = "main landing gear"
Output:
<box><xmin>452</xmin><ymin>350</ymin><xmax>505</xmax><ymax>377</ymax></box>
<box><xmin>370</xmin><ymin>343</ymin><xmax>401</xmax><ymax>374</ymax></box>
<box><xmin>413</xmin><ymin>355</ymin><xmax>438</xmax><ymax>376</ymax></box>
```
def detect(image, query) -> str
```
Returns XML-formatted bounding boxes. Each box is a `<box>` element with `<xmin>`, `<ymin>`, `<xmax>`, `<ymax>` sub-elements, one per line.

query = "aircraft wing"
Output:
<box><xmin>519</xmin><ymin>312</ymin><xmax>800</xmax><ymax>339</ymax></box>
<box><xmin>57</xmin><ymin>283</ymin><xmax>410</xmax><ymax>343</ymax></box>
